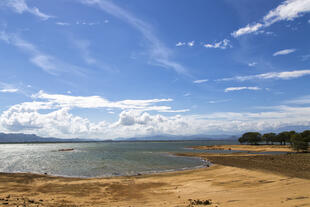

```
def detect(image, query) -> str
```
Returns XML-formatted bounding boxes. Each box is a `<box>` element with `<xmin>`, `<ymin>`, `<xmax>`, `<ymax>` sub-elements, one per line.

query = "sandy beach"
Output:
<box><xmin>191</xmin><ymin>144</ymin><xmax>294</xmax><ymax>152</ymax></box>
<box><xmin>0</xmin><ymin>145</ymin><xmax>310</xmax><ymax>207</ymax></box>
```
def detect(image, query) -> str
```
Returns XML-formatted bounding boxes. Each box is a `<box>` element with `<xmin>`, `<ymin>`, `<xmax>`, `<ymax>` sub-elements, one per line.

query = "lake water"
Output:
<box><xmin>0</xmin><ymin>140</ymin><xmax>238</xmax><ymax>177</ymax></box>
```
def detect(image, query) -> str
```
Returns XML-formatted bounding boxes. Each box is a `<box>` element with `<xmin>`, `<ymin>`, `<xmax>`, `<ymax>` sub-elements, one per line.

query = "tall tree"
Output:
<box><xmin>239</xmin><ymin>132</ymin><xmax>262</xmax><ymax>145</ymax></box>
<box><xmin>290</xmin><ymin>134</ymin><xmax>309</xmax><ymax>152</ymax></box>
<box><xmin>262</xmin><ymin>133</ymin><xmax>276</xmax><ymax>145</ymax></box>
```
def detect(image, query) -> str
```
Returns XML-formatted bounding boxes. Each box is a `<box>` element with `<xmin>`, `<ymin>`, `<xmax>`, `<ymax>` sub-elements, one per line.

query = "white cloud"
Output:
<box><xmin>81</xmin><ymin>0</ymin><xmax>188</xmax><ymax>75</ymax></box>
<box><xmin>1</xmin><ymin>99</ymin><xmax>310</xmax><ymax>139</ymax></box>
<box><xmin>31</xmin><ymin>90</ymin><xmax>188</xmax><ymax>113</ymax></box>
<box><xmin>248</xmin><ymin>62</ymin><xmax>257</xmax><ymax>67</ymax></box>
<box><xmin>187</xmin><ymin>41</ymin><xmax>195</xmax><ymax>47</ymax></box>
<box><xmin>193</xmin><ymin>79</ymin><xmax>208</xmax><ymax>84</ymax></box>
<box><xmin>0</xmin><ymin>88</ymin><xmax>19</xmax><ymax>93</ymax></box>
<box><xmin>56</xmin><ymin>22</ymin><xmax>70</xmax><ymax>26</ymax></box>
<box><xmin>232</xmin><ymin>23</ymin><xmax>263</xmax><ymax>38</ymax></box>
<box><xmin>176</xmin><ymin>42</ymin><xmax>186</xmax><ymax>47</ymax></box>
<box><xmin>76</xmin><ymin>21</ymin><xmax>100</xmax><ymax>26</ymax></box>
<box><xmin>232</xmin><ymin>0</ymin><xmax>310</xmax><ymax>37</ymax></box>
<box><xmin>208</xmin><ymin>99</ymin><xmax>231</xmax><ymax>104</ymax></box>
<box><xmin>219</xmin><ymin>69</ymin><xmax>310</xmax><ymax>81</ymax></box>
<box><xmin>273</xmin><ymin>49</ymin><xmax>296</xmax><ymax>56</ymax></box>
<box><xmin>285</xmin><ymin>95</ymin><xmax>310</xmax><ymax>104</ymax></box>
<box><xmin>204</xmin><ymin>39</ymin><xmax>232</xmax><ymax>49</ymax></box>
<box><xmin>72</xmin><ymin>39</ymin><xmax>96</xmax><ymax>64</ymax></box>
<box><xmin>0</xmin><ymin>30</ymin><xmax>85</xmax><ymax>75</ymax></box>
<box><xmin>3</xmin><ymin>0</ymin><xmax>52</xmax><ymax>20</ymax></box>
<box><xmin>263</xmin><ymin>0</ymin><xmax>310</xmax><ymax>25</ymax></box>
<box><xmin>224</xmin><ymin>87</ymin><xmax>261</xmax><ymax>92</ymax></box>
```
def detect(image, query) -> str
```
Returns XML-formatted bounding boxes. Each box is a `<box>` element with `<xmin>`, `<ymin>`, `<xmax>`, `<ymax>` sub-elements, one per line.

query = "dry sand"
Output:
<box><xmin>192</xmin><ymin>144</ymin><xmax>294</xmax><ymax>152</ymax></box>
<box><xmin>0</xmin><ymin>145</ymin><xmax>310</xmax><ymax>207</ymax></box>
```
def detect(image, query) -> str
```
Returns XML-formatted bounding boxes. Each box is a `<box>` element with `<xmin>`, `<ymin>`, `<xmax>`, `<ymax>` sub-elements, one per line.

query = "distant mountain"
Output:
<box><xmin>0</xmin><ymin>133</ymin><xmax>94</xmax><ymax>143</ymax></box>
<box><xmin>115</xmin><ymin>134</ymin><xmax>239</xmax><ymax>141</ymax></box>
<box><xmin>0</xmin><ymin>132</ymin><xmax>239</xmax><ymax>143</ymax></box>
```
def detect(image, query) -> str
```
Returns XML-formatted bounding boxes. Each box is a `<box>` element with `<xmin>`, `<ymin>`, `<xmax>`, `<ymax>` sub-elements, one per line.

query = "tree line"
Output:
<box><xmin>238</xmin><ymin>130</ymin><xmax>310</xmax><ymax>152</ymax></box>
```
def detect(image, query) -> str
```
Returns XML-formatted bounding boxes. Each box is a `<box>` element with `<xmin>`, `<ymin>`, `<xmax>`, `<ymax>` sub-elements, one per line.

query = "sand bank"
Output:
<box><xmin>192</xmin><ymin>144</ymin><xmax>293</xmax><ymax>152</ymax></box>
<box><xmin>0</xmin><ymin>149</ymin><xmax>309</xmax><ymax>207</ymax></box>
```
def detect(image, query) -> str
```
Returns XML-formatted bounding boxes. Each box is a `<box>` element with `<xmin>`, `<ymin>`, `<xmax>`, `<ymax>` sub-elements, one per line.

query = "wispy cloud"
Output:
<box><xmin>76</xmin><ymin>21</ymin><xmax>100</xmax><ymax>26</ymax></box>
<box><xmin>219</xmin><ymin>69</ymin><xmax>310</xmax><ymax>82</ymax></box>
<box><xmin>175</xmin><ymin>41</ymin><xmax>195</xmax><ymax>47</ymax></box>
<box><xmin>2</xmin><ymin>0</ymin><xmax>52</xmax><ymax>20</ymax></box>
<box><xmin>72</xmin><ymin>39</ymin><xmax>96</xmax><ymax>64</ymax></box>
<box><xmin>187</xmin><ymin>41</ymin><xmax>195</xmax><ymax>47</ymax></box>
<box><xmin>71</xmin><ymin>37</ymin><xmax>118</xmax><ymax>72</ymax></box>
<box><xmin>81</xmin><ymin>0</ymin><xmax>188</xmax><ymax>75</ymax></box>
<box><xmin>285</xmin><ymin>95</ymin><xmax>310</xmax><ymax>105</ymax></box>
<box><xmin>56</xmin><ymin>22</ymin><xmax>70</xmax><ymax>26</ymax></box>
<box><xmin>301</xmin><ymin>54</ymin><xmax>310</xmax><ymax>61</ymax></box>
<box><xmin>31</xmin><ymin>90</ymin><xmax>189</xmax><ymax>113</ymax></box>
<box><xmin>204</xmin><ymin>39</ymin><xmax>232</xmax><ymax>49</ymax></box>
<box><xmin>0</xmin><ymin>88</ymin><xmax>19</xmax><ymax>93</ymax></box>
<box><xmin>232</xmin><ymin>23</ymin><xmax>263</xmax><ymax>37</ymax></box>
<box><xmin>208</xmin><ymin>99</ymin><xmax>231</xmax><ymax>104</ymax></box>
<box><xmin>193</xmin><ymin>79</ymin><xmax>208</xmax><ymax>84</ymax></box>
<box><xmin>248</xmin><ymin>62</ymin><xmax>257</xmax><ymax>67</ymax></box>
<box><xmin>224</xmin><ymin>86</ymin><xmax>261</xmax><ymax>92</ymax></box>
<box><xmin>176</xmin><ymin>42</ymin><xmax>186</xmax><ymax>47</ymax></box>
<box><xmin>0</xmin><ymin>30</ymin><xmax>85</xmax><ymax>75</ymax></box>
<box><xmin>232</xmin><ymin>0</ymin><xmax>310</xmax><ymax>37</ymax></box>
<box><xmin>273</xmin><ymin>49</ymin><xmax>296</xmax><ymax>56</ymax></box>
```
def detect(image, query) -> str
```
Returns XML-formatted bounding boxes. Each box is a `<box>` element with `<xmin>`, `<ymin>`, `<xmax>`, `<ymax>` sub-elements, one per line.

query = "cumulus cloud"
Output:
<box><xmin>232</xmin><ymin>0</ymin><xmax>310</xmax><ymax>37</ymax></box>
<box><xmin>2</xmin><ymin>0</ymin><xmax>52</xmax><ymax>20</ymax></box>
<box><xmin>224</xmin><ymin>87</ymin><xmax>261</xmax><ymax>92</ymax></box>
<box><xmin>203</xmin><ymin>39</ymin><xmax>232</xmax><ymax>49</ymax></box>
<box><xmin>1</xmin><ymin>99</ymin><xmax>310</xmax><ymax>139</ymax></box>
<box><xmin>219</xmin><ymin>69</ymin><xmax>310</xmax><ymax>81</ymax></box>
<box><xmin>273</xmin><ymin>49</ymin><xmax>296</xmax><ymax>56</ymax></box>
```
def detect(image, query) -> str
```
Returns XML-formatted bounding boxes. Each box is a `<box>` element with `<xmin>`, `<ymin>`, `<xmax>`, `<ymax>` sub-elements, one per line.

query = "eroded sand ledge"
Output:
<box><xmin>0</xmin><ymin>146</ymin><xmax>310</xmax><ymax>207</ymax></box>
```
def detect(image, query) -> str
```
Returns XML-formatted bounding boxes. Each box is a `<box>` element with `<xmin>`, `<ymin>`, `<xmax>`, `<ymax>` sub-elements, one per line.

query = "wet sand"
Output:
<box><xmin>0</xmin><ymin>146</ymin><xmax>310</xmax><ymax>207</ymax></box>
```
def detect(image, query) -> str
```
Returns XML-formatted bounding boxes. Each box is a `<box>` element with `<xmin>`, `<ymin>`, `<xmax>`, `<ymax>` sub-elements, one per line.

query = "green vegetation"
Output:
<box><xmin>239</xmin><ymin>130</ymin><xmax>309</xmax><ymax>152</ymax></box>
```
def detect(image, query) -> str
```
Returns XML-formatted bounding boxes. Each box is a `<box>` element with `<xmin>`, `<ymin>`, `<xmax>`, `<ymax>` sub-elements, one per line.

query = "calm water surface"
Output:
<box><xmin>0</xmin><ymin>140</ymin><xmax>238</xmax><ymax>177</ymax></box>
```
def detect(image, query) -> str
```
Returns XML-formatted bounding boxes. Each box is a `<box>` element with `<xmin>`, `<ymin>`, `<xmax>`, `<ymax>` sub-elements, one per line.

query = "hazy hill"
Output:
<box><xmin>0</xmin><ymin>133</ymin><xmax>92</xmax><ymax>143</ymax></box>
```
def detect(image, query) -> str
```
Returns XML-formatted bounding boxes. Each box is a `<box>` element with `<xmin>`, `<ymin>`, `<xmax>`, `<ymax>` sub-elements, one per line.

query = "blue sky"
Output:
<box><xmin>0</xmin><ymin>0</ymin><xmax>310</xmax><ymax>139</ymax></box>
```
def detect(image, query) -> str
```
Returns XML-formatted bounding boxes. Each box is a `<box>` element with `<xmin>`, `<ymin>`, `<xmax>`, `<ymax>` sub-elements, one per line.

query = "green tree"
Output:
<box><xmin>262</xmin><ymin>133</ymin><xmax>276</xmax><ymax>145</ymax></box>
<box><xmin>238</xmin><ymin>136</ymin><xmax>246</xmax><ymax>144</ymax></box>
<box><xmin>301</xmin><ymin>130</ymin><xmax>310</xmax><ymax>142</ymax></box>
<box><xmin>239</xmin><ymin>132</ymin><xmax>262</xmax><ymax>145</ymax></box>
<box><xmin>290</xmin><ymin>134</ymin><xmax>308</xmax><ymax>152</ymax></box>
<box><xmin>277</xmin><ymin>131</ymin><xmax>291</xmax><ymax>145</ymax></box>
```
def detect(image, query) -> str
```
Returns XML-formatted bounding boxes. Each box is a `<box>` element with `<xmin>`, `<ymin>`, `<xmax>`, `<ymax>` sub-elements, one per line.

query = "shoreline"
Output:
<box><xmin>0</xmin><ymin>154</ymin><xmax>210</xmax><ymax>179</ymax></box>
<box><xmin>1</xmin><ymin>145</ymin><xmax>309</xmax><ymax>207</ymax></box>
<box><xmin>191</xmin><ymin>144</ymin><xmax>294</xmax><ymax>152</ymax></box>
